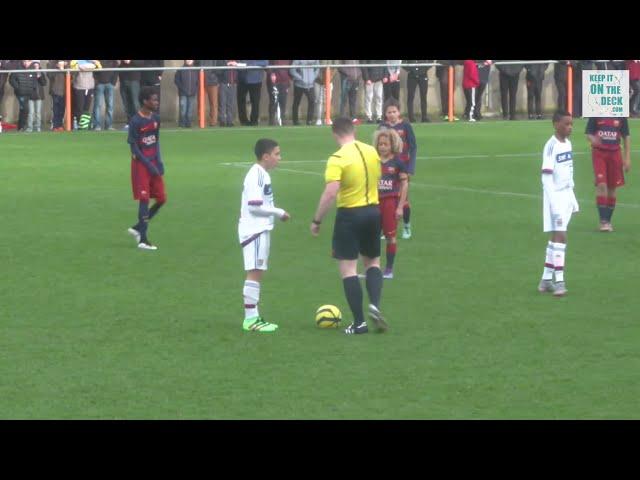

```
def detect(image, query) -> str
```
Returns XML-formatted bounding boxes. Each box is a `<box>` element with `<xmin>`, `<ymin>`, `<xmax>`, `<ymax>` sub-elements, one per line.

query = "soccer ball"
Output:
<box><xmin>315</xmin><ymin>305</ymin><xmax>342</xmax><ymax>328</ymax></box>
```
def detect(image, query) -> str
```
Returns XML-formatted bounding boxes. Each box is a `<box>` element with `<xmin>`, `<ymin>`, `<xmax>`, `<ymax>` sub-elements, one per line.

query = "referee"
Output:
<box><xmin>310</xmin><ymin>118</ymin><xmax>388</xmax><ymax>335</ymax></box>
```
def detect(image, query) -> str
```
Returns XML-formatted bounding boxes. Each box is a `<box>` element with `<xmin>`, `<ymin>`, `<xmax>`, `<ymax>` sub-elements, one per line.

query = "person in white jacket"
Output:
<box><xmin>238</xmin><ymin>139</ymin><xmax>290</xmax><ymax>332</ymax></box>
<box><xmin>538</xmin><ymin>111</ymin><xmax>578</xmax><ymax>297</ymax></box>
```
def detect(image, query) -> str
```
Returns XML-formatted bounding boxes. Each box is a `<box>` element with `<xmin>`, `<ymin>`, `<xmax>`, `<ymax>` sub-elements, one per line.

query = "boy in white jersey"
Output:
<box><xmin>239</xmin><ymin>139</ymin><xmax>290</xmax><ymax>332</ymax></box>
<box><xmin>538</xmin><ymin>111</ymin><xmax>578</xmax><ymax>297</ymax></box>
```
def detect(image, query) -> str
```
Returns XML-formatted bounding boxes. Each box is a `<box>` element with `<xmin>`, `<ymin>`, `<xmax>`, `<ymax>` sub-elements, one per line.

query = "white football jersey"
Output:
<box><xmin>541</xmin><ymin>135</ymin><xmax>574</xmax><ymax>190</ymax></box>
<box><xmin>238</xmin><ymin>163</ymin><xmax>276</xmax><ymax>238</ymax></box>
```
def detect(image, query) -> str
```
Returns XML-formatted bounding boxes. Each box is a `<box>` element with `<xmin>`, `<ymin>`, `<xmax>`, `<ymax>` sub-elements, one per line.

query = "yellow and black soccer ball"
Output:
<box><xmin>315</xmin><ymin>305</ymin><xmax>342</xmax><ymax>328</ymax></box>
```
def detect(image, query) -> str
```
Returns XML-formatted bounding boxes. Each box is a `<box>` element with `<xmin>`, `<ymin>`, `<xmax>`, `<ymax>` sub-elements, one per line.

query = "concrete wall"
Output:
<box><xmin>0</xmin><ymin>61</ymin><xmax>562</xmax><ymax>126</ymax></box>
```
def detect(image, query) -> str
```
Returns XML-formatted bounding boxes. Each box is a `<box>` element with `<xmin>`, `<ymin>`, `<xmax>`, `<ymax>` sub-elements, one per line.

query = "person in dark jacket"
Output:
<box><xmin>404</xmin><ymin>60</ymin><xmax>432</xmax><ymax>122</ymax></box>
<box><xmin>199</xmin><ymin>60</ymin><xmax>223</xmax><ymax>127</ymax></box>
<box><xmin>237</xmin><ymin>60</ymin><xmax>268</xmax><ymax>125</ymax></box>
<box><xmin>218</xmin><ymin>60</ymin><xmax>239</xmax><ymax>127</ymax></box>
<box><xmin>435</xmin><ymin>60</ymin><xmax>460</xmax><ymax>121</ymax></box>
<box><xmin>47</xmin><ymin>60</ymin><xmax>67</xmax><ymax>131</ymax></box>
<box><xmin>361</xmin><ymin>60</ymin><xmax>385</xmax><ymax>123</ymax></box>
<box><xmin>174</xmin><ymin>60</ymin><xmax>199</xmax><ymax>128</ymax></box>
<box><xmin>141</xmin><ymin>60</ymin><xmax>164</xmax><ymax>104</ymax></box>
<box><xmin>338</xmin><ymin>60</ymin><xmax>361</xmax><ymax>121</ymax></box>
<box><xmin>119</xmin><ymin>60</ymin><xmax>145</xmax><ymax>128</ymax></box>
<box><xmin>473</xmin><ymin>60</ymin><xmax>492</xmax><ymax>121</ymax></box>
<box><xmin>554</xmin><ymin>60</ymin><xmax>570</xmax><ymax>111</ymax></box>
<box><xmin>496</xmin><ymin>61</ymin><xmax>524</xmax><ymax>120</ymax></box>
<box><xmin>266</xmin><ymin>60</ymin><xmax>290</xmax><ymax>126</ymax></box>
<box><xmin>9</xmin><ymin>60</ymin><xmax>37</xmax><ymax>131</ymax></box>
<box><xmin>93</xmin><ymin>59</ymin><xmax>119</xmax><ymax>130</ymax></box>
<box><xmin>525</xmin><ymin>62</ymin><xmax>548</xmax><ymax>119</ymax></box>
<box><xmin>26</xmin><ymin>61</ymin><xmax>47</xmax><ymax>132</ymax></box>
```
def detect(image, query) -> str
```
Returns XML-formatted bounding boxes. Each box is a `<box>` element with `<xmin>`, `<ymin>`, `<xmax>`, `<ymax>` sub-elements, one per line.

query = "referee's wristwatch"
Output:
<box><xmin>312</xmin><ymin>219</ymin><xmax>321</xmax><ymax>225</ymax></box>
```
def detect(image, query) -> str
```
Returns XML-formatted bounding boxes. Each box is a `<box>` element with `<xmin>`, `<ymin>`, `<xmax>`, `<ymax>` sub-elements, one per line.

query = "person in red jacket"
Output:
<box><xmin>627</xmin><ymin>60</ymin><xmax>640</xmax><ymax>117</ymax></box>
<box><xmin>463</xmin><ymin>60</ymin><xmax>480</xmax><ymax>122</ymax></box>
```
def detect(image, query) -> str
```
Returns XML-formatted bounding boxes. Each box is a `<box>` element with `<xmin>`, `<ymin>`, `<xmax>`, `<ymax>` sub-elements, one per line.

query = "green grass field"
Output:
<box><xmin>2</xmin><ymin>119</ymin><xmax>640</xmax><ymax>419</ymax></box>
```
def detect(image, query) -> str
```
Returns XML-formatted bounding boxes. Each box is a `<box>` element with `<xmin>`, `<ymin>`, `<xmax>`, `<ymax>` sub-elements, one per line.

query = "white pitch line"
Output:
<box><xmin>219</xmin><ymin>149</ymin><xmax>640</xmax><ymax>166</ymax></box>
<box><xmin>222</xmin><ymin>163</ymin><xmax>640</xmax><ymax>209</ymax></box>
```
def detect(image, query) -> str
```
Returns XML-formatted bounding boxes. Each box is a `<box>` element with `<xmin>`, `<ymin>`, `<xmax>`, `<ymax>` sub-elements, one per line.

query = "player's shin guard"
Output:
<box><xmin>542</xmin><ymin>241</ymin><xmax>554</xmax><ymax>280</ymax></box>
<box><xmin>365</xmin><ymin>267</ymin><xmax>383</xmax><ymax>308</ymax></box>
<box><xmin>552</xmin><ymin>242</ymin><xmax>566</xmax><ymax>283</ymax></box>
<box><xmin>343</xmin><ymin>276</ymin><xmax>366</xmax><ymax>326</ymax></box>
<box><xmin>597</xmin><ymin>195</ymin><xmax>608</xmax><ymax>222</ymax></box>
<box><xmin>607</xmin><ymin>197</ymin><xmax>616</xmax><ymax>222</ymax></box>
<box><xmin>243</xmin><ymin>280</ymin><xmax>260</xmax><ymax>319</ymax></box>
<box><xmin>386</xmin><ymin>243</ymin><xmax>397</xmax><ymax>271</ymax></box>
<box><xmin>136</xmin><ymin>201</ymin><xmax>150</xmax><ymax>241</ymax></box>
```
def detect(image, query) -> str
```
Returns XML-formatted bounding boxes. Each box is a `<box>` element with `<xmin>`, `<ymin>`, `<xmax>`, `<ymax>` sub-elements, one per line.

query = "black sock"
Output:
<box><xmin>342</xmin><ymin>276</ymin><xmax>365</xmax><ymax>326</ymax></box>
<box><xmin>148</xmin><ymin>201</ymin><xmax>164</xmax><ymax>220</ymax></box>
<box><xmin>598</xmin><ymin>205</ymin><xmax>608</xmax><ymax>222</ymax></box>
<box><xmin>137</xmin><ymin>201</ymin><xmax>150</xmax><ymax>243</ymax></box>
<box><xmin>607</xmin><ymin>206</ymin><xmax>615</xmax><ymax>222</ymax></box>
<box><xmin>365</xmin><ymin>266</ymin><xmax>383</xmax><ymax>308</ymax></box>
<box><xmin>403</xmin><ymin>205</ymin><xmax>411</xmax><ymax>224</ymax></box>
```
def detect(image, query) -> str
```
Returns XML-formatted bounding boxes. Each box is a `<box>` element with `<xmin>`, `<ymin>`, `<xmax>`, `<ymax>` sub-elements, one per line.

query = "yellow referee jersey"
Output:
<box><xmin>324</xmin><ymin>140</ymin><xmax>381</xmax><ymax>208</ymax></box>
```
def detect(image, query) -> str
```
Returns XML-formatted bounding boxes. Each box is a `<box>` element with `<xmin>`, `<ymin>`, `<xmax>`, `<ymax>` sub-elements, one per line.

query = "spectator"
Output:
<box><xmin>290</xmin><ymin>60</ymin><xmax>318</xmax><ymax>126</ymax></box>
<box><xmin>404</xmin><ymin>60</ymin><xmax>432</xmax><ymax>122</ymax></box>
<box><xmin>266</xmin><ymin>60</ymin><xmax>290</xmax><ymax>126</ymax></box>
<box><xmin>0</xmin><ymin>60</ymin><xmax>15</xmax><ymax>120</ymax></box>
<box><xmin>554</xmin><ymin>60</ymin><xmax>570</xmax><ymax>111</ymax></box>
<box><xmin>463</xmin><ymin>60</ymin><xmax>480</xmax><ymax>122</ymax></box>
<box><xmin>473</xmin><ymin>60</ymin><xmax>492</xmax><ymax>121</ymax></box>
<box><xmin>314</xmin><ymin>60</ymin><xmax>336</xmax><ymax>126</ymax></box>
<box><xmin>93</xmin><ymin>59</ymin><xmax>119</xmax><ymax>131</ymax></box>
<box><xmin>218</xmin><ymin>60</ymin><xmax>239</xmax><ymax>127</ymax></box>
<box><xmin>571</xmin><ymin>60</ymin><xmax>594</xmax><ymax>117</ymax></box>
<box><xmin>338</xmin><ymin>60</ymin><xmax>361</xmax><ymax>121</ymax></box>
<box><xmin>361</xmin><ymin>60</ymin><xmax>385</xmax><ymax>123</ymax></box>
<box><xmin>627</xmin><ymin>60</ymin><xmax>640</xmax><ymax>117</ymax></box>
<box><xmin>526</xmin><ymin>62</ymin><xmax>548</xmax><ymax>120</ymax></box>
<box><xmin>9</xmin><ymin>60</ymin><xmax>35</xmax><ymax>131</ymax></box>
<box><xmin>435</xmin><ymin>60</ymin><xmax>459</xmax><ymax>121</ymax></box>
<box><xmin>26</xmin><ymin>61</ymin><xmax>47</xmax><ymax>133</ymax></box>
<box><xmin>496</xmin><ymin>61</ymin><xmax>524</xmax><ymax>120</ymax></box>
<box><xmin>174</xmin><ymin>60</ymin><xmax>199</xmax><ymax>128</ymax></box>
<box><xmin>383</xmin><ymin>60</ymin><xmax>402</xmax><ymax>102</ymax></box>
<box><xmin>237</xmin><ymin>60</ymin><xmax>268</xmax><ymax>125</ymax></box>
<box><xmin>70</xmin><ymin>60</ymin><xmax>101</xmax><ymax>130</ymax></box>
<box><xmin>198</xmin><ymin>60</ymin><xmax>223</xmax><ymax>127</ymax></box>
<box><xmin>119</xmin><ymin>60</ymin><xmax>144</xmax><ymax>129</ymax></box>
<box><xmin>47</xmin><ymin>60</ymin><xmax>67</xmax><ymax>131</ymax></box>
<box><xmin>141</xmin><ymin>60</ymin><xmax>164</xmax><ymax>104</ymax></box>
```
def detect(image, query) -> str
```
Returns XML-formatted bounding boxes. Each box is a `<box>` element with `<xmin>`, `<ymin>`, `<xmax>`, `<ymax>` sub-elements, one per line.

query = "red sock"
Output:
<box><xmin>596</xmin><ymin>195</ymin><xmax>607</xmax><ymax>206</ymax></box>
<box><xmin>607</xmin><ymin>197</ymin><xmax>616</xmax><ymax>207</ymax></box>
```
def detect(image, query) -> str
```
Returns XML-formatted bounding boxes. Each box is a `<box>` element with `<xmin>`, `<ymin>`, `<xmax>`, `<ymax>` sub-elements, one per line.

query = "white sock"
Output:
<box><xmin>552</xmin><ymin>242</ymin><xmax>566</xmax><ymax>283</ymax></box>
<box><xmin>243</xmin><ymin>280</ymin><xmax>260</xmax><ymax>319</ymax></box>
<box><xmin>542</xmin><ymin>241</ymin><xmax>554</xmax><ymax>280</ymax></box>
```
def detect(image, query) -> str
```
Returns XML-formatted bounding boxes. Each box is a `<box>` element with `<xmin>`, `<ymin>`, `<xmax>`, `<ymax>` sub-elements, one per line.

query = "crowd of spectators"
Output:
<box><xmin>0</xmin><ymin>60</ymin><xmax>637</xmax><ymax>132</ymax></box>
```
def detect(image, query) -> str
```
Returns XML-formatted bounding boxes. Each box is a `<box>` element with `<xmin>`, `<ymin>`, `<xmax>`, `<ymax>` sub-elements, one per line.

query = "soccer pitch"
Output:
<box><xmin>2</xmin><ymin>119</ymin><xmax>640</xmax><ymax>419</ymax></box>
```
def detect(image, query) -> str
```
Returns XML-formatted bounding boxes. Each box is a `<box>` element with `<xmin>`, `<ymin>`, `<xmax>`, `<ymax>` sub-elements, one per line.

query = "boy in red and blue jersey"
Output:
<box><xmin>375</xmin><ymin>128</ymin><xmax>409</xmax><ymax>279</ymax></box>
<box><xmin>379</xmin><ymin>98</ymin><xmax>417</xmax><ymax>239</ymax></box>
<box><xmin>585</xmin><ymin>117</ymin><xmax>631</xmax><ymax>231</ymax></box>
<box><xmin>127</xmin><ymin>87</ymin><xmax>166</xmax><ymax>250</ymax></box>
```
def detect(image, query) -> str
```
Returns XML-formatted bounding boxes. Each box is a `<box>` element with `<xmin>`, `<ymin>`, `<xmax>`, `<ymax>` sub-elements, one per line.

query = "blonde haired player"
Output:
<box><xmin>538</xmin><ymin>111</ymin><xmax>578</xmax><ymax>297</ymax></box>
<box><xmin>238</xmin><ymin>139</ymin><xmax>290</xmax><ymax>332</ymax></box>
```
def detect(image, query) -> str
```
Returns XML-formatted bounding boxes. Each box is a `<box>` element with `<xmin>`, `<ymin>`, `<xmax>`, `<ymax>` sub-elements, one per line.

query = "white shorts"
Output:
<box><xmin>240</xmin><ymin>230</ymin><xmax>270</xmax><ymax>271</ymax></box>
<box><xmin>543</xmin><ymin>188</ymin><xmax>579</xmax><ymax>232</ymax></box>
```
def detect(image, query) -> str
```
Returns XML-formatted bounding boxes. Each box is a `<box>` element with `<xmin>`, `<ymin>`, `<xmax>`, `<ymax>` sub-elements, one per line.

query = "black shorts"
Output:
<box><xmin>332</xmin><ymin>205</ymin><xmax>381</xmax><ymax>260</ymax></box>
